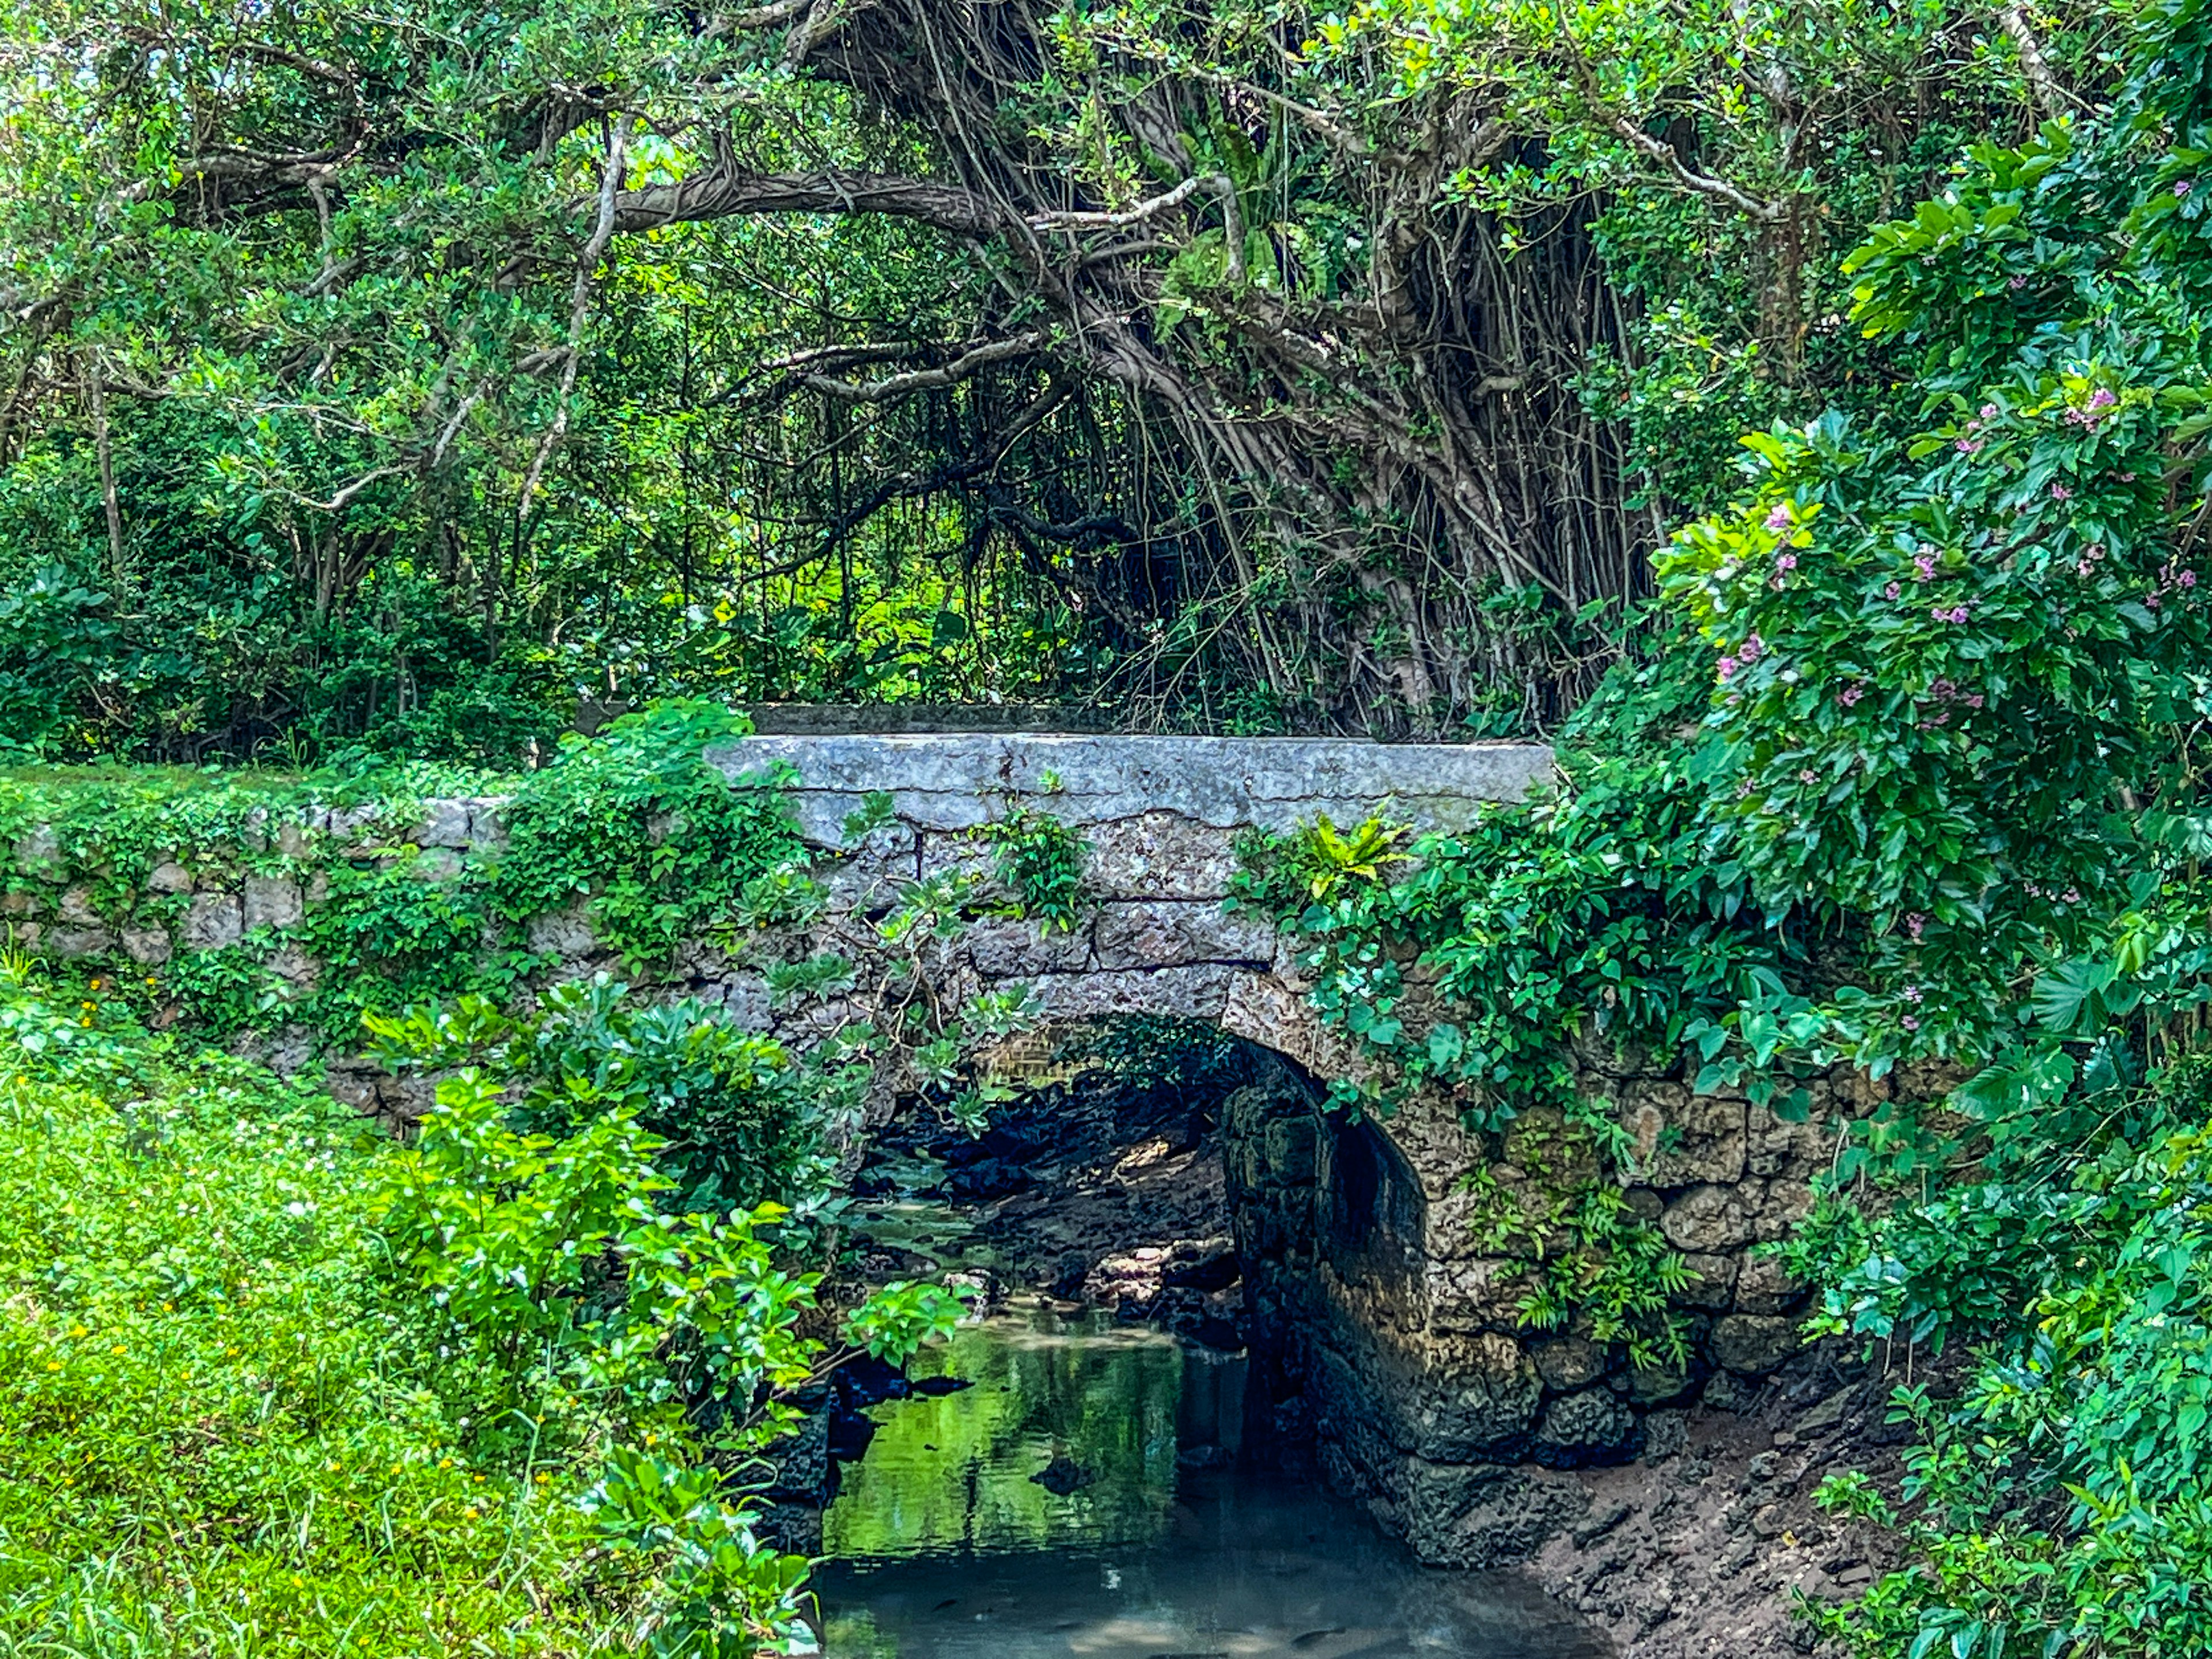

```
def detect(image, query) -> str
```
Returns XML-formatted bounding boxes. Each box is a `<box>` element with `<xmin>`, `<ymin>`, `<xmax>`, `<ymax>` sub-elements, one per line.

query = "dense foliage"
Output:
<box><xmin>0</xmin><ymin>0</ymin><xmax>2112</xmax><ymax>753</ymax></box>
<box><xmin>1228</xmin><ymin>2</ymin><xmax>2212</xmax><ymax>1649</ymax></box>
<box><xmin>0</xmin><ymin>958</ymin><xmax>963</xmax><ymax>1658</ymax></box>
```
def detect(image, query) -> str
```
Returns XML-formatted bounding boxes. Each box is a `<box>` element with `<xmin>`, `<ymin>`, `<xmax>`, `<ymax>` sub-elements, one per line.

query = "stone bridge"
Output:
<box><xmin>710</xmin><ymin>731</ymin><xmax>1551</xmax><ymax>1033</ymax></box>
<box><xmin>710</xmin><ymin>732</ymin><xmax>1849</xmax><ymax>1567</ymax></box>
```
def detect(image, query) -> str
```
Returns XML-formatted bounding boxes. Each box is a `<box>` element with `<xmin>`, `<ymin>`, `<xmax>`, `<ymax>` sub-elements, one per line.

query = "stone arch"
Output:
<box><xmin>710</xmin><ymin>732</ymin><xmax>1601</xmax><ymax>1565</ymax></box>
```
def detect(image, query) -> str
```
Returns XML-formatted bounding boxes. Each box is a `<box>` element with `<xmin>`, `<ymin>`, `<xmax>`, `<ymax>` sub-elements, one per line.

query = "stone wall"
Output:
<box><xmin>6</xmin><ymin>734</ymin><xmax>1898</xmax><ymax>1570</ymax></box>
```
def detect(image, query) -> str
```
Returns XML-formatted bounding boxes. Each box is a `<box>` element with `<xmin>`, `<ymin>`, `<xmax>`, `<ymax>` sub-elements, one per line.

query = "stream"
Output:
<box><xmin>811</xmin><ymin>1301</ymin><xmax>1611</xmax><ymax>1658</ymax></box>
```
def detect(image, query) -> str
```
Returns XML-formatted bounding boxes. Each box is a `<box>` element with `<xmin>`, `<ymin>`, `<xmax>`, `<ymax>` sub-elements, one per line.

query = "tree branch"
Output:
<box><xmin>519</xmin><ymin>122</ymin><xmax>627</xmax><ymax>522</ymax></box>
<box><xmin>800</xmin><ymin>330</ymin><xmax>1048</xmax><ymax>401</ymax></box>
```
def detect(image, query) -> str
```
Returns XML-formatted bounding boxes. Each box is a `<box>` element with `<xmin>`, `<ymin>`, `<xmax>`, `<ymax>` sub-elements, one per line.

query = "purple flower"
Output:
<box><xmin>1717</xmin><ymin>656</ymin><xmax>1738</xmax><ymax>680</ymax></box>
<box><xmin>1901</xmin><ymin>1014</ymin><xmax>1921</xmax><ymax>1032</ymax></box>
<box><xmin>1884</xmin><ymin>581</ymin><xmax>1902</xmax><ymax>600</ymax></box>
<box><xmin>1764</xmin><ymin>503</ymin><xmax>1793</xmax><ymax>532</ymax></box>
<box><xmin>2051</xmin><ymin>483</ymin><xmax>2073</xmax><ymax>501</ymax></box>
<box><xmin>2088</xmin><ymin>387</ymin><xmax>2117</xmax><ymax>411</ymax></box>
<box><xmin>1955</xmin><ymin>437</ymin><xmax>1983</xmax><ymax>454</ymax></box>
<box><xmin>1906</xmin><ymin>912</ymin><xmax>1926</xmax><ymax>942</ymax></box>
<box><xmin>1740</xmin><ymin>633</ymin><xmax>1764</xmax><ymax>662</ymax></box>
<box><xmin>2062</xmin><ymin>887</ymin><xmax>2080</xmax><ymax>904</ymax></box>
<box><xmin>1776</xmin><ymin>553</ymin><xmax>1798</xmax><ymax>571</ymax></box>
<box><xmin>2182</xmin><ymin>570</ymin><xmax>2200</xmax><ymax>589</ymax></box>
<box><xmin>1915</xmin><ymin>553</ymin><xmax>1937</xmax><ymax>582</ymax></box>
<box><xmin>1902</xmin><ymin>984</ymin><xmax>1923</xmax><ymax>1003</ymax></box>
<box><xmin>1798</xmin><ymin>768</ymin><xmax>1818</xmax><ymax>784</ymax></box>
<box><xmin>2179</xmin><ymin>179</ymin><xmax>2195</xmax><ymax>198</ymax></box>
<box><xmin>1979</xmin><ymin>403</ymin><xmax>2000</xmax><ymax>422</ymax></box>
<box><xmin>1839</xmin><ymin>683</ymin><xmax>1866</xmax><ymax>707</ymax></box>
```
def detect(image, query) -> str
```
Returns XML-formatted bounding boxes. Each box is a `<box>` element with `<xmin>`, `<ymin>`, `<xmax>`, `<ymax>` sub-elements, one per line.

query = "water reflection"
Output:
<box><xmin>816</xmin><ymin>1303</ymin><xmax>1609</xmax><ymax>1658</ymax></box>
<box><xmin>823</xmin><ymin>1305</ymin><xmax>1193</xmax><ymax>1559</ymax></box>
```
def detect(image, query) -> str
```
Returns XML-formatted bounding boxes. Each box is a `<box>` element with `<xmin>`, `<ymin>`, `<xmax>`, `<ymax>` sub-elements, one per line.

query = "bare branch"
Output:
<box><xmin>1609</xmin><ymin>118</ymin><xmax>1785</xmax><ymax>222</ymax></box>
<box><xmin>801</xmin><ymin>330</ymin><xmax>1049</xmax><ymax>401</ymax></box>
<box><xmin>1029</xmin><ymin>174</ymin><xmax>1213</xmax><ymax>232</ymax></box>
<box><xmin>1996</xmin><ymin>3</ymin><xmax>2073</xmax><ymax>118</ymax></box>
<box><xmin>611</xmin><ymin>166</ymin><xmax>1002</xmax><ymax>237</ymax></box>
<box><xmin>519</xmin><ymin>122</ymin><xmax>628</xmax><ymax>522</ymax></box>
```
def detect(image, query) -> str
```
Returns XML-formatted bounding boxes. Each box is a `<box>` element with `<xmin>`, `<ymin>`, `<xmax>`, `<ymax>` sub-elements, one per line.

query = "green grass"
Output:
<box><xmin>0</xmin><ymin>987</ymin><xmax>614</xmax><ymax>1658</ymax></box>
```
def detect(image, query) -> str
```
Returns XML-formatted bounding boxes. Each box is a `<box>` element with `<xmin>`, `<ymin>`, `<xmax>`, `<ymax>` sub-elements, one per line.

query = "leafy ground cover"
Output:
<box><xmin>0</xmin><ymin>956</ymin><xmax>961</xmax><ymax>1658</ymax></box>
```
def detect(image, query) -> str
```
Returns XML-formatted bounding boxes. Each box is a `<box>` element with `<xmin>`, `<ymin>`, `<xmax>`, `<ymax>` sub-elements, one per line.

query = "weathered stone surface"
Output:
<box><xmin>1262</xmin><ymin>1113</ymin><xmax>1319</xmax><ymax>1183</ymax></box>
<box><xmin>465</xmin><ymin>797</ymin><xmax>510</xmax><ymax>850</ymax></box>
<box><xmin>711</xmin><ymin>733</ymin><xmax>1552</xmax><ymax>840</ymax></box>
<box><xmin>183</xmin><ymin>892</ymin><xmax>244</xmax><ymax>950</ymax></box>
<box><xmin>243</xmin><ymin>874</ymin><xmax>304</xmax><ymax>931</ymax></box>
<box><xmin>1531</xmin><ymin>1335</ymin><xmax>1609</xmax><ymax>1391</ymax></box>
<box><xmin>1675</xmin><ymin>1251</ymin><xmax>1740</xmax><ymax>1310</ymax></box>
<box><xmin>147</xmin><ymin>861</ymin><xmax>194</xmax><ymax>894</ymax></box>
<box><xmin>1710</xmin><ymin>1313</ymin><xmax>1801</xmax><ymax>1374</ymax></box>
<box><xmin>275</xmin><ymin>815</ymin><xmax>317</xmax><ymax>858</ymax></box>
<box><xmin>1733</xmin><ymin>1252</ymin><xmax>1806</xmax><ymax>1314</ymax></box>
<box><xmin>58</xmin><ymin>885</ymin><xmax>99</xmax><ymax>923</ymax></box>
<box><xmin>1093</xmin><ymin>900</ymin><xmax>1275</xmax><ymax>969</ymax></box>
<box><xmin>1407</xmin><ymin>1334</ymin><xmax>1541</xmax><ymax>1460</ymax></box>
<box><xmin>122</xmin><ymin>926</ymin><xmax>172</xmax><ymax>965</ymax></box>
<box><xmin>1661</xmin><ymin>1183</ymin><xmax>1760</xmax><ymax>1252</ymax></box>
<box><xmin>47</xmin><ymin>926</ymin><xmax>116</xmax><ymax>957</ymax></box>
<box><xmin>1024</xmin><ymin>964</ymin><xmax>1237</xmax><ymax>1022</ymax></box>
<box><xmin>963</xmin><ymin>918</ymin><xmax>1094</xmax><ymax>977</ymax></box>
<box><xmin>1389</xmin><ymin>1460</ymin><xmax>1590</xmax><ymax>1569</ymax></box>
<box><xmin>1086</xmin><ymin>812</ymin><xmax>1243</xmax><ymax>899</ymax></box>
<box><xmin>0</xmin><ymin>890</ymin><xmax>37</xmax><ymax>918</ymax></box>
<box><xmin>527</xmin><ymin>904</ymin><xmax>596</xmax><ymax>958</ymax></box>
<box><xmin>416</xmin><ymin>798</ymin><xmax>472</xmax><ymax>849</ymax></box>
<box><xmin>1531</xmin><ymin>1388</ymin><xmax>1640</xmax><ymax>1468</ymax></box>
<box><xmin>1622</xmin><ymin>1084</ymin><xmax>1747</xmax><ymax>1188</ymax></box>
<box><xmin>1425</xmin><ymin>1257</ymin><xmax>1533</xmax><ymax>1334</ymax></box>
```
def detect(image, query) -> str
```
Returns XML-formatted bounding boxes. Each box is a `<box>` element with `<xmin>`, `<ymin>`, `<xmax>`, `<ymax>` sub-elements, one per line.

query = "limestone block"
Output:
<box><xmin>963</xmin><ymin>917</ymin><xmax>1094</xmax><ymax>977</ymax></box>
<box><xmin>1021</xmin><ymin>964</ymin><xmax>1236</xmax><ymax>1022</ymax></box>
<box><xmin>1745</xmin><ymin>1175</ymin><xmax>1815</xmax><ymax>1241</ymax></box>
<box><xmin>243</xmin><ymin>874</ymin><xmax>304</xmax><ymax>931</ymax></box>
<box><xmin>122</xmin><ymin>926</ymin><xmax>172</xmax><ymax>965</ymax></box>
<box><xmin>326</xmin><ymin>804</ymin><xmax>384</xmax><ymax>844</ymax></box>
<box><xmin>147</xmin><ymin>861</ymin><xmax>194</xmax><ymax>894</ymax></box>
<box><xmin>183</xmin><ymin>892</ymin><xmax>244</xmax><ymax>951</ymax></box>
<box><xmin>47</xmin><ymin>926</ymin><xmax>116</xmax><ymax>957</ymax></box>
<box><xmin>1710</xmin><ymin>1313</ymin><xmax>1801</xmax><ymax>1374</ymax></box>
<box><xmin>1745</xmin><ymin>1100</ymin><xmax>1832</xmax><ymax>1180</ymax></box>
<box><xmin>1531</xmin><ymin>1334</ymin><xmax>1609</xmax><ymax>1391</ymax></box>
<box><xmin>1531</xmin><ymin>1387</ymin><xmax>1640</xmax><ymax>1468</ymax></box>
<box><xmin>58</xmin><ymin>885</ymin><xmax>99</xmax><ymax>924</ymax></box>
<box><xmin>416</xmin><ymin>798</ymin><xmax>472</xmax><ymax>849</ymax></box>
<box><xmin>1674</xmin><ymin>1251</ymin><xmax>1740</xmax><ymax>1310</ymax></box>
<box><xmin>1092</xmin><ymin>900</ymin><xmax>1275</xmax><ymax>970</ymax></box>
<box><xmin>1733</xmin><ymin>1252</ymin><xmax>1807</xmax><ymax>1314</ymax></box>
<box><xmin>709</xmin><ymin>733</ymin><xmax>1553</xmax><ymax>837</ymax></box>
<box><xmin>1424</xmin><ymin>1257</ymin><xmax>1532</xmax><ymax>1334</ymax></box>
<box><xmin>13</xmin><ymin>824</ymin><xmax>60</xmax><ymax>879</ymax></box>
<box><xmin>1085</xmin><ymin>812</ymin><xmax>1243</xmax><ymax>900</ymax></box>
<box><xmin>810</xmin><ymin>830</ymin><xmax>919</xmax><ymax>912</ymax></box>
<box><xmin>1623</xmin><ymin>1359</ymin><xmax>1698</xmax><ymax>1406</ymax></box>
<box><xmin>275</xmin><ymin>813</ymin><xmax>317</xmax><ymax>858</ymax></box>
<box><xmin>1621</xmin><ymin>1083</ymin><xmax>1747</xmax><ymax>1188</ymax></box>
<box><xmin>241</xmin><ymin>806</ymin><xmax>270</xmax><ymax>852</ymax></box>
<box><xmin>1408</xmin><ymin>1333</ymin><xmax>1541</xmax><ymax>1460</ymax></box>
<box><xmin>1660</xmin><ymin>1183</ymin><xmax>1759</xmax><ymax>1252</ymax></box>
<box><xmin>270</xmin><ymin>944</ymin><xmax>321</xmax><ymax>987</ymax></box>
<box><xmin>7</xmin><ymin>922</ymin><xmax>37</xmax><ymax>949</ymax></box>
<box><xmin>912</xmin><ymin>835</ymin><xmax>1007</xmax><ymax>900</ymax></box>
<box><xmin>0</xmin><ymin>890</ymin><xmax>37</xmax><ymax>917</ymax></box>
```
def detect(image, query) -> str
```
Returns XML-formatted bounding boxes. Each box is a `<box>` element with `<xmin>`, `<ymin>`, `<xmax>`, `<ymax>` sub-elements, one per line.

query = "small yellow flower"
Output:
<box><xmin>437</xmin><ymin>1457</ymin><xmax>453</xmax><ymax>1469</ymax></box>
<box><xmin>111</xmin><ymin>1344</ymin><xmax>126</xmax><ymax>1355</ymax></box>
<box><xmin>462</xmin><ymin>1505</ymin><xmax>480</xmax><ymax>1519</ymax></box>
<box><xmin>45</xmin><ymin>1360</ymin><xmax>60</xmax><ymax>1372</ymax></box>
<box><xmin>68</xmin><ymin>1324</ymin><xmax>86</xmax><ymax>1337</ymax></box>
